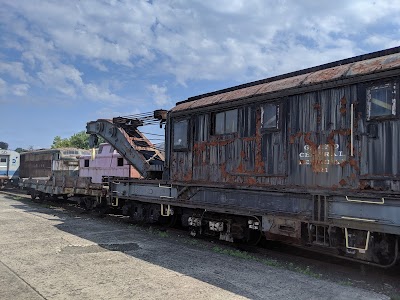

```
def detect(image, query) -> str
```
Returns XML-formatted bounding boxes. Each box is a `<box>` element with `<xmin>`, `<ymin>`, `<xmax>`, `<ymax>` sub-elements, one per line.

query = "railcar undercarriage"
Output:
<box><xmin>101</xmin><ymin>180</ymin><xmax>399</xmax><ymax>268</ymax></box>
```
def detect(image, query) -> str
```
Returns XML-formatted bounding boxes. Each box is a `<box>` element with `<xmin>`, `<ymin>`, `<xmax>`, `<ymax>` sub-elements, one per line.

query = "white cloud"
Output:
<box><xmin>147</xmin><ymin>84</ymin><xmax>171</xmax><ymax>106</ymax></box>
<box><xmin>0</xmin><ymin>61</ymin><xmax>30</xmax><ymax>82</ymax></box>
<box><xmin>0</xmin><ymin>78</ymin><xmax>7</xmax><ymax>95</ymax></box>
<box><xmin>1</xmin><ymin>0</ymin><xmax>400</xmax><ymax>99</ymax></box>
<box><xmin>11</xmin><ymin>83</ymin><xmax>30</xmax><ymax>96</ymax></box>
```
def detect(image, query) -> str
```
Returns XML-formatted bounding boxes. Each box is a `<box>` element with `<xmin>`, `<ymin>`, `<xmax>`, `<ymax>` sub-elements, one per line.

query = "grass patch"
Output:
<box><xmin>261</xmin><ymin>258</ymin><xmax>281</xmax><ymax>267</ymax></box>
<box><xmin>338</xmin><ymin>280</ymin><xmax>353</xmax><ymax>286</ymax></box>
<box><xmin>212</xmin><ymin>246</ymin><xmax>257</xmax><ymax>260</ymax></box>
<box><xmin>157</xmin><ymin>231</ymin><xmax>169</xmax><ymax>238</ymax></box>
<box><xmin>144</xmin><ymin>227</ymin><xmax>170</xmax><ymax>238</ymax></box>
<box><xmin>212</xmin><ymin>245</ymin><xmax>322</xmax><ymax>279</ymax></box>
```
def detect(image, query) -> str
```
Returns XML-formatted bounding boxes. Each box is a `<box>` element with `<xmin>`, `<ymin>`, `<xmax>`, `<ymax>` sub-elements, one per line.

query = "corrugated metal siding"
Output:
<box><xmin>168</xmin><ymin>50</ymin><xmax>400</xmax><ymax>192</ymax></box>
<box><xmin>170</xmin><ymin>83</ymin><xmax>370</xmax><ymax>190</ymax></box>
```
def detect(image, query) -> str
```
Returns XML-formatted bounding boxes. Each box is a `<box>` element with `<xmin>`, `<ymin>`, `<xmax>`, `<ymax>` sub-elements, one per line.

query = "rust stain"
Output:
<box><xmin>339</xmin><ymin>179</ymin><xmax>347</xmax><ymax>186</ymax></box>
<box><xmin>349</xmin><ymin>159</ymin><xmax>360</xmax><ymax>171</ymax></box>
<box><xmin>246</xmin><ymin>176</ymin><xmax>257</xmax><ymax>185</ymax></box>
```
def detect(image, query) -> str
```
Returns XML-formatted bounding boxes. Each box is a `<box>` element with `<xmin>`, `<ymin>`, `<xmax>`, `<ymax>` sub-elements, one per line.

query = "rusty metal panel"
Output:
<box><xmin>170</xmin><ymin>151</ymin><xmax>192</xmax><ymax>182</ymax></box>
<box><xmin>217</xmin><ymin>84</ymin><xmax>264</xmax><ymax>104</ymax></box>
<box><xmin>256</xmin><ymin>73</ymin><xmax>309</xmax><ymax>95</ymax></box>
<box><xmin>347</xmin><ymin>53</ymin><xmax>400</xmax><ymax>77</ymax></box>
<box><xmin>302</xmin><ymin>64</ymin><xmax>351</xmax><ymax>85</ymax></box>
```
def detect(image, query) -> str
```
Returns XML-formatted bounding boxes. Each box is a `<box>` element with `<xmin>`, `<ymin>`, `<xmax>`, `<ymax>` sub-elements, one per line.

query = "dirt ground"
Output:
<box><xmin>0</xmin><ymin>191</ymin><xmax>396</xmax><ymax>300</ymax></box>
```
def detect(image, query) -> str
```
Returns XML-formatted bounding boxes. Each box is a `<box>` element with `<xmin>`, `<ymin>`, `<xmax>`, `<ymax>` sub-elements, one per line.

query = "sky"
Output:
<box><xmin>1</xmin><ymin>0</ymin><xmax>400</xmax><ymax>150</ymax></box>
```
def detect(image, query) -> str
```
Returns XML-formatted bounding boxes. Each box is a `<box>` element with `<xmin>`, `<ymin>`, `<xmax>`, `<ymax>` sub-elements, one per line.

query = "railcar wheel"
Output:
<box><xmin>246</xmin><ymin>229</ymin><xmax>263</xmax><ymax>246</ymax></box>
<box><xmin>38</xmin><ymin>192</ymin><xmax>46</xmax><ymax>201</ymax></box>
<box><xmin>159</xmin><ymin>214</ymin><xmax>177</xmax><ymax>228</ymax></box>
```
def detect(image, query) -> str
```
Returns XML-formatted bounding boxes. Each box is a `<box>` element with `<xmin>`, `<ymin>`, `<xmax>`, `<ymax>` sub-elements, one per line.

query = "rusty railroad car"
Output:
<box><xmin>20</xmin><ymin>148</ymin><xmax>89</xmax><ymax>179</ymax></box>
<box><xmin>23</xmin><ymin>47</ymin><xmax>400</xmax><ymax>267</ymax></box>
<box><xmin>97</xmin><ymin>47</ymin><xmax>400</xmax><ymax>267</ymax></box>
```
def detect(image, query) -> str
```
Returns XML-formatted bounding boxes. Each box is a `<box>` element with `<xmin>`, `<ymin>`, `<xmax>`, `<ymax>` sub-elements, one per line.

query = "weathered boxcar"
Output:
<box><xmin>20</xmin><ymin>148</ymin><xmax>89</xmax><ymax>178</ymax></box>
<box><xmin>159</xmin><ymin>47</ymin><xmax>400</xmax><ymax>266</ymax></box>
<box><xmin>0</xmin><ymin>149</ymin><xmax>20</xmax><ymax>186</ymax></box>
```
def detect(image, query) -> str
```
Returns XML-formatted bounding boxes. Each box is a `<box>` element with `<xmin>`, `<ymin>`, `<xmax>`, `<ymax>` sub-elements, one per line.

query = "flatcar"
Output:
<box><xmin>0</xmin><ymin>149</ymin><xmax>20</xmax><ymax>187</ymax></box>
<box><xmin>20</xmin><ymin>148</ymin><xmax>90</xmax><ymax>179</ymax></box>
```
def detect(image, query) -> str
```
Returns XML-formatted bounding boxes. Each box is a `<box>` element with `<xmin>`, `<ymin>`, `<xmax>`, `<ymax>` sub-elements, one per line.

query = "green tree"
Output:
<box><xmin>15</xmin><ymin>147</ymin><xmax>28</xmax><ymax>153</ymax></box>
<box><xmin>0</xmin><ymin>141</ymin><xmax>8</xmax><ymax>150</ymax></box>
<box><xmin>51</xmin><ymin>131</ymin><xmax>104</xmax><ymax>149</ymax></box>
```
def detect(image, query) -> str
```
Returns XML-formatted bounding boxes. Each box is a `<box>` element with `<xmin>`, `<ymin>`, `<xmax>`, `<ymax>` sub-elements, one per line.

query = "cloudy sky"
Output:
<box><xmin>1</xmin><ymin>0</ymin><xmax>399</xmax><ymax>149</ymax></box>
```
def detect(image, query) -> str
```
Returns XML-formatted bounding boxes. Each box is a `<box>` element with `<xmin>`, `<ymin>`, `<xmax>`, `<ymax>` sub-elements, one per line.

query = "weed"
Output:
<box><xmin>212</xmin><ymin>246</ymin><xmax>256</xmax><ymax>260</ymax></box>
<box><xmin>293</xmin><ymin>266</ymin><xmax>321</xmax><ymax>278</ymax></box>
<box><xmin>262</xmin><ymin>259</ymin><xmax>281</xmax><ymax>267</ymax></box>
<box><xmin>185</xmin><ymin>239</ymin><xmax>199</xmax><ymax>245</ymax></box>
<box><xmin>157</xmin><ymin>231</ymin><xmax>169</xmax><ymax>238</ymax></box>
<box><xmin>338</xmin><ymin>280</ymin><xmax>353</xmax><ymax>286</ymax></box>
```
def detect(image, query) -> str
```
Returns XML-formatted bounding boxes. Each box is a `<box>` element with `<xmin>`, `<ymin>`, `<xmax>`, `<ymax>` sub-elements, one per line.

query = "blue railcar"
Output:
<box><xmin>0</xmin><ymin>149</ymin><xmax>20</xmax><ymax>187</ymax></box>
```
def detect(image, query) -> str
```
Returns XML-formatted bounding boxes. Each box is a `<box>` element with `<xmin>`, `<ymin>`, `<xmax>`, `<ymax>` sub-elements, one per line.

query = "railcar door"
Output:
<box><xmin>170</xmin><ymin>118</ymin><xmax>193</xmax><ymax>182</ymax></box>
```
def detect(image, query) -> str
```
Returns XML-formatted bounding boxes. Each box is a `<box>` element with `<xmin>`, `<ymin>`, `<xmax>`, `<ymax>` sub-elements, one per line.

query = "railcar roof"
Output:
<box><xmin>172</xmin><ymin>46</ymin><xmax>400</xmax><ymax>113</ymax></box>
<box><xmin>20</xmin><ymin>148</ymin><xmax>88</xmax><ymax>154</ymax></box>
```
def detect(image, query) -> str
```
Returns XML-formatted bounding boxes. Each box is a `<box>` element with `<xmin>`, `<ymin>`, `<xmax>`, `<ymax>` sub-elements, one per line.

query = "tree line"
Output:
<box><xmin>1</xmin><ymin>131</ymin><xmax>104</xmax><ymax>152</ymax></box>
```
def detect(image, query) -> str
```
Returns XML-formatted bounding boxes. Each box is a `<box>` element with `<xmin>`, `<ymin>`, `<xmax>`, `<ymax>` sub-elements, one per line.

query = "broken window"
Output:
<box><xmin>367</xmin><ymin>83</ymin><xmax>396</xmax><ymax>120</ymax></box>
<box><xmin>261</xmin><ymin>103</ymin><xmax>279</xmax><ymax>129</ymax></box>
<box><xmin>214</xmin><ymin>109</ymin><xmax>238</xmax><ymax>135</ymax></box>
<box><xmin>173</xmin><ymin>119</ymin><xmax>189</xmax><ymax>150</ymax></box>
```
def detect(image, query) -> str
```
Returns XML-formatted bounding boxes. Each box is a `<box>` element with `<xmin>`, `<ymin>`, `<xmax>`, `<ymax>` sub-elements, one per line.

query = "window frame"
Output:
<box><xmin>172</xmin><ymin>118</ymin><xmax>190</xmax><ymax>151</ymax></box>
<box><xmin>261</xmin><ymin>102</ymin><xmax>281</xmax><ymax>132</ymax></box>
<box><xmin>366</xmin><ymin>81</ymin><xmax>398</xmax><ymax>121</ymax></box>
<box><xmin>212</xmin><ymin>108</ymin><xmax>238</xmax><ymax>135</ymax></box>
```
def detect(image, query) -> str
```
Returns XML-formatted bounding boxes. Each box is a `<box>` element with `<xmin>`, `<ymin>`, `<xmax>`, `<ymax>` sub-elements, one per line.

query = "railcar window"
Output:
<box><xmin>98</xmin><ymin>145</ymin><xmax>104</xmax><ymax>154</ymax></box>
<box><xmin>0</xmin><ymin>158</ymin><xmax>6</xmax><ymax>162</ymax></box>
<box><xmin>173</xmin><ymin>119</ymin><xmax>189</xmax><ymax>149</ymax></box>
<box><xmin>367</xmin><ymin>83</ymin><xmax>396</xmax><ymax>120</ymax></box>
<box><xmin>214</xmin><ymin>109</ymin><xmax>238</xmax><ymax>135</ymax></box>
<box><xmin>84</xmin><ymin>159</ymin><xmax>89</xmax><ymax>167</ymax></box>
<box><xmin>195</xmin><ymin>114</ymin><xmax>208</xmax><ymax>142</ymax></box>
<box><xmin>117</xmin><ymin>158</ymin><xmax>124</xmax><ymax>166</ymax></box>
<box><xmin>261</xmin><ymin>103</ymin><xmax>279</xmax><ymax>129</ymax></box>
